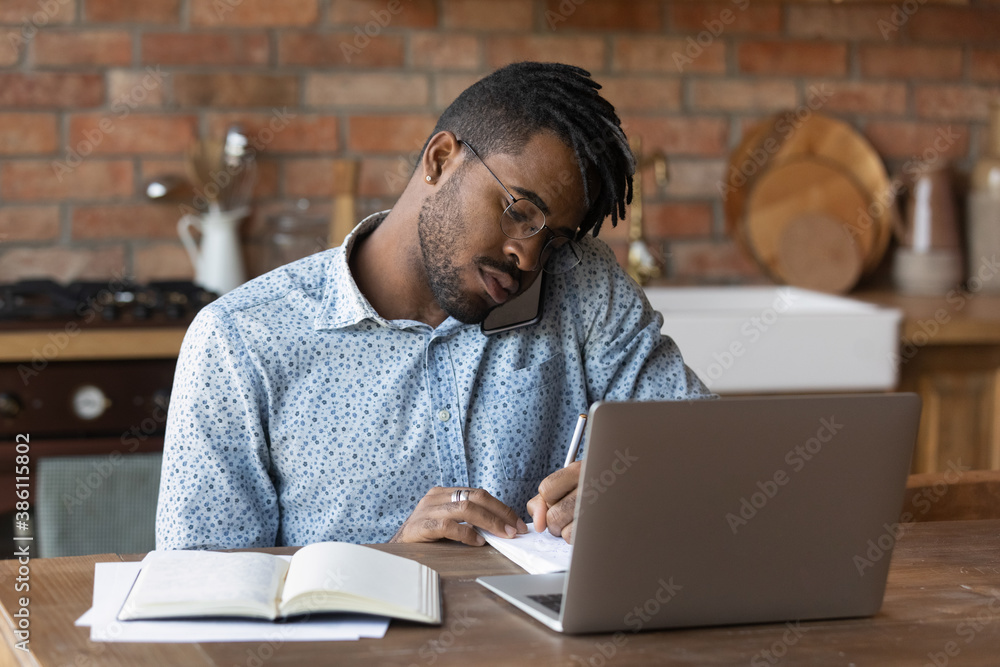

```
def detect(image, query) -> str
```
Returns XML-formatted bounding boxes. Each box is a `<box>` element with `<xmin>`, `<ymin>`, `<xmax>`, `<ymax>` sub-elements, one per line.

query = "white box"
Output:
<box><xmin>644</xmin><ymin>286</ymin><xmax>902</xmax><ymax>394</ymax></box>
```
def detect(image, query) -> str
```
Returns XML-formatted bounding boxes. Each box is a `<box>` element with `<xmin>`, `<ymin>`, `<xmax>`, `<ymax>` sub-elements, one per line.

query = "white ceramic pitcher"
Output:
<box><xmin>178</xmin><ymin>203</ymin><xmax>249</xmax><ymax>295</ymax></box>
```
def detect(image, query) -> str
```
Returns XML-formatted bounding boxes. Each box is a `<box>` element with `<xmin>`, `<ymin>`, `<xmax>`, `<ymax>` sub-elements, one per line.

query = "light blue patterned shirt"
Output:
<box><xmin>156</xmin><ymin>211</ymin><xmax>711</xmax><ymax>549</ymax></box>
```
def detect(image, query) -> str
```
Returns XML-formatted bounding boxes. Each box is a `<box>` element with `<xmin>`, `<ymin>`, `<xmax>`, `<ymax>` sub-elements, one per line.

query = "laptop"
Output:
<box><xmin>477</xmin><ymin>394</ymin><xmax>921</xmax><ymax>634</ymax></box>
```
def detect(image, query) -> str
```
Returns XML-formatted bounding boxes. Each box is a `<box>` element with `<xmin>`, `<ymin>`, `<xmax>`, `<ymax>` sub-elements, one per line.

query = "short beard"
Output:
<box><xmin>417</xmin><ymin>171</ymin><xmax>494</xmax><ymax>324</ymax></box>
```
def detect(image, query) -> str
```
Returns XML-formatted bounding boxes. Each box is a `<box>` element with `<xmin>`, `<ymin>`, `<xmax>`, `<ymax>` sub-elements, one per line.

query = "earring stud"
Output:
<box><xmin>425</xmin><ymin>175</ymin><xmax>432</xmax><ymax>182</ymax></box>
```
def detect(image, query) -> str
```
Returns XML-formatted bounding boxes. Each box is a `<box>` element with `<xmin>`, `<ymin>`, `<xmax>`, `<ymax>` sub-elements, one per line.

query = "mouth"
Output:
<box><xmin>480</xmin><ymin>267</ymin><xmax>518</xmax><ymax>305</ymax></box>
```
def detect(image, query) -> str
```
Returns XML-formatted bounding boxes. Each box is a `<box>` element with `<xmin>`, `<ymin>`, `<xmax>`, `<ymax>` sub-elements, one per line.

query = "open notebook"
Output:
<box><xmin>118</xmin><ymin>542</ymin><xmax>440</xmax><ymax>624</ymax></box>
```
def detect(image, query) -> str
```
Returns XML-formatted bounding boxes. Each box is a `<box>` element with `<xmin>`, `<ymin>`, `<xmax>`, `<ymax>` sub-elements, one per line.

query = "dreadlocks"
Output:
<box><xmin>429</xmin><ymin>61</ymin><xmax>635</xmax><ymax>239</ymax></box>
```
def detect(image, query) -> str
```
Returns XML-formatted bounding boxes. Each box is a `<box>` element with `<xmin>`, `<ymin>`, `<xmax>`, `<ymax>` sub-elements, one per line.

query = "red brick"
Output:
<box><xmin>433</xmin><ymin>73</ymin><xmax>486</xmax><ymax>109</ymax></box>
<box><xmin>787</xmin><ymin>6</ymin><xmax>902</xmax><ymax>41</ymax></box>
<box><xmin>68</xmin><ymin>114</ymin><xmax>197</xmax><ymax>155</ymax></box>
<box><xmin>542</xmin><ymin>0</ymin><xmax>662</xmax><ymax>32</ymax></box>
<box><xmin>358</xmin><ymin>156</ymin><xmax>412</xmax><ymax>197</ymax></box>
<box><xmin>1</xmin><ymin>41</ymin><xmax>19</xmax><ymax>67</ymax></box>
<box><xmin>662</xmin><ymin>158</ymin><xmax>726</xmax><ymax>198</ymax></box>
<box><xmin>0</xmin><ymin>113</ymin><xmax>58</xmax><ymax>154</ymax></box>
<box><xmin>348</xmin><ymin>114</ymin><xmax>437</xmax><ymax>153</ymax></box>
<box><xmin>670</xmin><ymin>3</ymin><xmax>781</xmax><ymax>35</ymax></box>
<box><xmin>0</xmin><ymin>73</ymin><xmax>104</xmax><ymax>108</ymax></box>
<box><xmin>971</xmin><ymin>51</ymin><xmax>1000</xmax><ymax>82</ymax></box>
<box><xmin>72</xmin><ymin>204</ymin><xmax>181</xmax><ymax>239</ymax></box>
<box><xmin>865</xmin><ymin>121</ymin><xmax>970</xmax><ymax>161</ymax></box>
<box><xmin>0</xmin><ymin>246</ymin><xmax>126</xmax><ymax>283</ymax></box>
<box><xmin>132</xmin><ymin>243</ymin><xmax>195</xmax><ymax>282</ymax></box>
<box><xmin>443</xmin><ymin>0</ymin><xmax>532</xmax><ymax>30</ymax></box>
<box><xmin>0</xmin><ymin>0</ymin><xmax>76</xmax><ymax>24</ymax></box>
<box><xmin>140</xmin><ymin>157</ymin><xmax>185</xmax><ymax>179</ymax></box>
<box><xmin>670</xmin><ymin>239</ymin><xmax>762</xmax><ymax>281</ymax></box>
<box><xmin>599</xmin><ymin>77</ymin><xmax>682</xmax><ymax>112</ymax></box>
<box><xmin>327</xmin><ymin>0</ymin><xmax>438</xmax><ymax>28</ymax></box>
<box><xmin>690</xmin><ymin>79</ymin><xmax>798</xmax><ymax>112</ymax></box>
<box><xmin>173</xmin><ymin>74</ymin><xmax>298</xmax><ymax>108</ymax></box>
<box><xmin>915</xmin><ymin>85</ymin><xmax>998</xmax><ymax>121</ymax></box>
<box><xmin>0</xmin><ymin>206</ymin><xmax>60</xmax><ymax>241</ymax></box>
<box><xmin>910</xmin><ymin>8</ymin><xmax>1000</xmax><ymax>43</ymax></box>
<box><xmin>485</xmin><ymin>36</ymin><xmax>605</xmax><ymax>72</ymax></box>
<box><xmin>613</xmin><ymin>36</ymin><xmax>726</xmax><ymax>74</ymax></box>
<box><xmin>33</xmin><ymin>30</ymin><xmax>132</xmax><ymax>66</ymax></box>
<box><xmin>142</xmin><ymin>32</ymin><xmax>269</xmax><ymax>66</ymax></box>
<box><xmin>305</xmin><ymin>73</ymin><xmax>429</xmax><ymax>108</ymax></box>
<box><xmin>860</xmin><ymin>46</ymin><xmax>962</xmax><ymax>80</ymax></box>
<box><xmin>813</xmin><ymin>81</ymin><xmax>908</xmax><ymax>115</ymax></box>
<box><xmin>250</xmin><ymin>158</ymin><xmax>279</xmax><ymax>200</ymax></box>
<box><xmin>2</xmin><ymin>159</ymin><xmax>133</xmax><ymax>201</ymax></box>
<box><xmin>411</xmin><ymin>32</ymin><xmax>480</xmax><ymax>70</ymax></box>
<box><xmin>643</xmin><ymin>202</ymin><xmax>714</xmax><ymax>239</ymax></box>
<box><xmin>108</xmin><ymin>69</ymin><xmax>168</xmax><ymax>109</ymax></box>
<box><xmin>85</xmin><ymin>0</ymin><xmax>179</xmax><ymax>23</ymax></box>
<box><xmin>738</xmin><ymin>41</ymin><xmax>847</xmax><ymax>77</ymax></box>
<box><xmin>206</xmin><ymin>113</ymin><xmax>339</xmax><ymax>153</ymax></box>
<box><xmin>191</xmin><ymin>0</ymin><xmax>318</xmax><ymax>27</ymax></box>
<box><xmin>621</xmin><ymin>116</ymin><xmax>728</xmax><ymax>157</ymax></box>
<box><xmin>285</xmin><ymin>158</ymin><xmax>337</xmax><ymax>198</ymax></box>
<box><xmin>279</xmin><ymin>31</ymin><xmax>404</xmax><ymax>67</ymax></box>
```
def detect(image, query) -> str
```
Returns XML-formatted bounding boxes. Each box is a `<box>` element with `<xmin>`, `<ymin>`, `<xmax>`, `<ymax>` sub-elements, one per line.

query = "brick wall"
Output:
<box><xmin>0</xmin><ymin>0</ymin><xmax>998</xmax><ymax>286</ymax></box>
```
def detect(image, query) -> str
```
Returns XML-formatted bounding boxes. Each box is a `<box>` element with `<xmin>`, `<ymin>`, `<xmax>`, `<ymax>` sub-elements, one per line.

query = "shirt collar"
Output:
<box><xmin>312</xmin><ymin>210</ymin><xmax>389</xmax><ymax>331</ymax></box>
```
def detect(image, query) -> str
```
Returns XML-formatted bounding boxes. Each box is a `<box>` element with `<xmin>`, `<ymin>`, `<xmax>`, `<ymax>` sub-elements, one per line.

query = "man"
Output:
<box><xmin>156</xmin><ymin>62</ymin><xmax>711</xmax><ymax>551</ymax></box>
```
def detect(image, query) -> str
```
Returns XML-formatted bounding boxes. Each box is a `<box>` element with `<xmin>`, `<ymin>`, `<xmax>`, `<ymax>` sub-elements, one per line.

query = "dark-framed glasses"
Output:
<box><xmin>459</xmin><ymin>139</ymin><xmax>582</xmax><ymax>275</ymax></box>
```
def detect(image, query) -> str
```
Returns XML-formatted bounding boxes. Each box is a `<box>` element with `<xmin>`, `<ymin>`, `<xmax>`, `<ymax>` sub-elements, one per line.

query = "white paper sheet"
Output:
<box><xmin>78</xmin><ymin>561</ymin><xmax>389</xmax><ymax>643</ymax></box>
<box><xmin>478</xmin><ymin>524</ymin><xmax>572</xmax><ymax>574</ymax></box>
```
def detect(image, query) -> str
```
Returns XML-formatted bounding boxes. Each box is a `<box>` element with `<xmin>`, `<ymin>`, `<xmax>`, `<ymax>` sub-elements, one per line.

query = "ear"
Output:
<box><xmin>421</xmin><ymin>131</ymin><xmax>461</xmax><ymax>185</ymax></box>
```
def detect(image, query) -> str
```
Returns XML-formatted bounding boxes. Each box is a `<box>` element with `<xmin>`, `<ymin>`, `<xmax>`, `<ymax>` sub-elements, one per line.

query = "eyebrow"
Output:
<box><xmin>509</xmin><ymin>185</ymin><xmax>551</xmax><ymax>216</ymax></box>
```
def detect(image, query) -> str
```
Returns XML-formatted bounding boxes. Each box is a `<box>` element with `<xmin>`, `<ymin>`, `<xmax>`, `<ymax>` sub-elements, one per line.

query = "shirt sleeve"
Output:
<box><xmin>579</xmin><ymin>241</ymin><xmax>714</xmax><ymax>403</ymax></box>
<box><xmin>155</xmin><ymin>306</ymin><xmax>278</xmax><ymax>550</ymax></box>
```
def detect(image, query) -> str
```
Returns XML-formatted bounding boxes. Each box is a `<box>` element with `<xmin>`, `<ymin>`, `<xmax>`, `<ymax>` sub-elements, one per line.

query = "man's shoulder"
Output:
<box><xmin>202</xmin><ymin>248</ymin><xmax>337</xmax><ymax>322</ymax></box>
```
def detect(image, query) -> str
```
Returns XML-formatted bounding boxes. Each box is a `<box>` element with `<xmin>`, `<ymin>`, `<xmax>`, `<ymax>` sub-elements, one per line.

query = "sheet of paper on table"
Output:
<box><xmin>477</xmin><ymin>523</ymin><xmax>572</xmax><ymax>574</ymax></box>
<box><xmin>76</xmin><ymin>558</ymin><xmax>389</xmax><ymax>643</ymax></box>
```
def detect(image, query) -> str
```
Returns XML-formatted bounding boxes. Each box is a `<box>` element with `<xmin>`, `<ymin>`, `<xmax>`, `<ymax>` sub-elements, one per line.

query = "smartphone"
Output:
<box><xmin>480</xmin><ymin>271</ymin><xmax>545</xmax><ymax>335</ymax></box>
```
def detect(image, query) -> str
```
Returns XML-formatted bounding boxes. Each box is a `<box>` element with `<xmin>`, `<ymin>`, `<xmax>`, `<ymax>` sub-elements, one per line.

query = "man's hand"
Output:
<box><xmin>390</xmin><ymin>487</ymin><xmax>528</xmax><ymax>546</ymax></box>
<box><xmin>526</xmin><ymin>461</ymin><xmax>582</xmax><ymax>544</ymax></box>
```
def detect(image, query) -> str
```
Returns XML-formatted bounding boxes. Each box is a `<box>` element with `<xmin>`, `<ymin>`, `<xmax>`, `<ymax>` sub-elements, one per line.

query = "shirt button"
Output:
<box><xmin>437</xmin><ymin>409</ymin><xmax>451</xmax><ymax>422</ymax></box>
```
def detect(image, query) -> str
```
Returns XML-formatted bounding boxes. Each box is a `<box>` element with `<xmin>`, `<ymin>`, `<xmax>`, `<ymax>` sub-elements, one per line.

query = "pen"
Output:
<box><xmin>562</xmin><ymin>413</ymin><xmax>588</xmax><ymax>468</ymax></box>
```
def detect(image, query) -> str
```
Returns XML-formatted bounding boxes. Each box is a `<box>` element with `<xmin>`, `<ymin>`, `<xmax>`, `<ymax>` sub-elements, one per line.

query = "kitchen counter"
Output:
<box><xmin>855</xmin><ymin>289</ymin><xmax>1000</xmax><ymax>345</ymax></box>
<box><xmin>0</xmin><ymin>327</ymin><xmax>186</xmax><ymax>363</ymax></box>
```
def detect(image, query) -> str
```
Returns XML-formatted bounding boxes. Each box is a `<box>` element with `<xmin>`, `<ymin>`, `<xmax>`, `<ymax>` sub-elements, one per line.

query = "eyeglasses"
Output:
<box><xmin>458</xmin><ymin>139</ymin><xmax>582</xmax><ymax>274</ymax></box>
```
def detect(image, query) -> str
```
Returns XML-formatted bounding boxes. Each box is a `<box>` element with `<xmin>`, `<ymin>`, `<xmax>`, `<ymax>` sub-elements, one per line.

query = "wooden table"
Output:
<box><xmin>2</xmin><ymin>521</ymin><xmax>1000</xmax><ymax>666</ymax></box>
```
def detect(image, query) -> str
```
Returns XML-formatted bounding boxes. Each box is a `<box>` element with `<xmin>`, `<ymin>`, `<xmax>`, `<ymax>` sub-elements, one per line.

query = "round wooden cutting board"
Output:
<box><xmin>723</xmin><ymin>112</ymin><xmax>895</xmax><ymax>293</ymax></box>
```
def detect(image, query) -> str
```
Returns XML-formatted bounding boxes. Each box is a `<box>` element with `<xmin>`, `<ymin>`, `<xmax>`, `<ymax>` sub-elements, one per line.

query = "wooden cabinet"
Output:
<box><xmin>859</xmin><ymin>291</ymin><xmax>1000</xmax><ymax>473</ymax></box>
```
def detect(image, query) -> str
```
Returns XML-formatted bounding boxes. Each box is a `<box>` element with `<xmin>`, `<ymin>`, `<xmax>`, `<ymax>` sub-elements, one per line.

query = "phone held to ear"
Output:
<box><xmin>480</xmin><ymin>272</ymin><xmax>545</xmax><ymax>335</ymax></box>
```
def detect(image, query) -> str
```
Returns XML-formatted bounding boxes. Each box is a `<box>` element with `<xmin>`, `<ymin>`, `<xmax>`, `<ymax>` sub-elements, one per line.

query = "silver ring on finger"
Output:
<box><xmin>451</xmin><ymin>489</ymin><xmax>470</xmax><ymax>503</ymax></box>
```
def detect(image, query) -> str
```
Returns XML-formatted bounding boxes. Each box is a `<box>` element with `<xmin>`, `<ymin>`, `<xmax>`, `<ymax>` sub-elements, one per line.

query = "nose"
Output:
<box><xmin>503</xmin><ymin>234</ymin><xmax>548</xmax><ymax>273</ymax></box>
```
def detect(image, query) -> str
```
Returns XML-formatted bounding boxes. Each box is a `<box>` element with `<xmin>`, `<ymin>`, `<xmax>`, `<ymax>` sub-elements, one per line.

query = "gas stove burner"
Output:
<box><xmin>0</xmin><ymin>279</ymin><xmax>216</xmax><ymax>327</ymax></box>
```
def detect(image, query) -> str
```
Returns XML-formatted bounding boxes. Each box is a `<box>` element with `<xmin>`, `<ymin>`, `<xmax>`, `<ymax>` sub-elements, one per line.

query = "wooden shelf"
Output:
<box><xmin>0</xmin><ymin>328</ymin><xmax>186</xmax><ymax>363</ymax></box>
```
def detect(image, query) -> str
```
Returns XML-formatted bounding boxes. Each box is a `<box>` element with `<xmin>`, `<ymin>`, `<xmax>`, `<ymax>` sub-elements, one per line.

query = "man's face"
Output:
<box><xmin>417</xmin><ymin>132</ymin><xmax>587</xmax><ymax>324</ymax></box>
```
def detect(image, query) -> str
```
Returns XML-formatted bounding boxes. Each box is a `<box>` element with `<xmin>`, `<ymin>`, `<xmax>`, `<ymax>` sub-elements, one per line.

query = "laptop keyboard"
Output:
<box><xmin>528</xmin><ymin>593</ymin><xmax>563</xmax><ymax>613</ymax></box>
